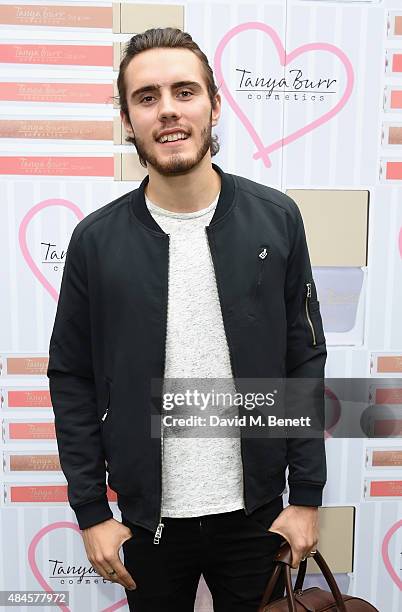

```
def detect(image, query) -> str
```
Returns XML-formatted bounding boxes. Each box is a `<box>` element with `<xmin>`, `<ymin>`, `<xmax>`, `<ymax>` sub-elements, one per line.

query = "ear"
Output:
<box><xmin>211</xmin><ymin>93</ymin><xmax>221</xmax><ymax>127</ymax></box>
<box><xmin>120</xmin><ymin>110</ymin><xmax>134</xmax><ymax>137</ymax></box>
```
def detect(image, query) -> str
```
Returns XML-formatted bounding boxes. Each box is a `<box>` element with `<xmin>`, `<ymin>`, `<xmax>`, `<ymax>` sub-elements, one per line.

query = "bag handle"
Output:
<box><xmin>257</xmin><ymin>542</ymin><xmax>347</xmax><ymax>612</ymax></box>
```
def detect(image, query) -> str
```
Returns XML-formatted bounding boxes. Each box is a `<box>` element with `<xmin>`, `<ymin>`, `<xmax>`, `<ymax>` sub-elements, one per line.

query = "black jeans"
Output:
<box><xmin>121</xmin><ymin>495</ymin><xmax>285</xmax><ymax>611</ymax></box>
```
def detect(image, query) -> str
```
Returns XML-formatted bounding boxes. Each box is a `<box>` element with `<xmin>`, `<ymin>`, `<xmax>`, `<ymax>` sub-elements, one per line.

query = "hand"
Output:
<box><xmin>81</xmin><ymin>517</ymin><xmax>136</xmax><ymax>590</ymax></box>
<box><xmin>267</xmin><ymin>504</ymin><xmax>319</xmax><ymax>569</ymax></box>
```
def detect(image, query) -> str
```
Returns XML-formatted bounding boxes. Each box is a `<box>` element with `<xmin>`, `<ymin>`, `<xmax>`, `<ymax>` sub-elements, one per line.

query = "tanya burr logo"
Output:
<box><xmin>49</xmin><ymin>559</ymin><xmax>104</xmax><ymax>585</ymax></box>
<box><xmin>236</xmin><ymin>67</ymin><xmax>337</xmax><ymax>101</ymax></box>
<box><xmin>214</xmin><ymin>21</ymin><xmax>354</xmax><ymax>167</ymax></box>
<box><xmin>41</xmin><ymin>240</ymin><xmax>67</xmax><ymax>271</ymax></box>
<box><xmin>19</xmin><ymin>198</ymin><xmax>84</xmax><ymax>302</ymax></box>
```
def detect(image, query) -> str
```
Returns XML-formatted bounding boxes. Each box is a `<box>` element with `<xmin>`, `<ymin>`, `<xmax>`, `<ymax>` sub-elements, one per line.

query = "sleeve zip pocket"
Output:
<box><xmin>305</xmin><ymin>282</ymin><xmax>317</xmax><ymax>347</ymax></box>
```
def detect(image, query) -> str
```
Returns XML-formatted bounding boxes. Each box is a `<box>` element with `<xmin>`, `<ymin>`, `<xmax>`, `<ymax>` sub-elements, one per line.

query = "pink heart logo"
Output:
<box><xmin>214</xmin><ymin>22</ymin><xmax>354</xmax><ymax>167</ymax></box>
<box><xmin>28</xmin><ymin>521</ymin><xmax>128</xmax><ymax>611</ymax></box>
<box><xmin>19</xmin><ymin>199</ymin><xmax>84</xmax><ymax>302</ymax></box>
<box><xmin>382</xmin><ymin>519</ymin><xmax>402</xmax><ymax>590</ymax></box>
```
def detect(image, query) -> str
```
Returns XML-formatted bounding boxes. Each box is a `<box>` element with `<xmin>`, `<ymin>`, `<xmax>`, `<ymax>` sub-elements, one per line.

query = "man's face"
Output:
<box><xmin>120</xmin><ymin>47</ymin><xmax>221</xmax><ymax>175</ymax></box>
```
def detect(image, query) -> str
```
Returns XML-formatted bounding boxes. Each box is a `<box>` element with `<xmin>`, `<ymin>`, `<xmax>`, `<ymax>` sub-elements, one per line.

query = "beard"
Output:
<box><xmin>130</xmin><ymin>114</ymin><xmax>213</xmax><ymax>176</ymax></box>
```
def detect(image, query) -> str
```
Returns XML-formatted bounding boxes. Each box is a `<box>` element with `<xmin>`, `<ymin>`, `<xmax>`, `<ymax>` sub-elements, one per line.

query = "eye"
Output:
<box><xmin>139</xmin><ymin>90</ymin><xmax>193</xmax><ymax>104</ymax></box>
<box><xmin>140</xmin><ymin>95</ymin><xmax>155</xmax><ymax>104</ymax></box>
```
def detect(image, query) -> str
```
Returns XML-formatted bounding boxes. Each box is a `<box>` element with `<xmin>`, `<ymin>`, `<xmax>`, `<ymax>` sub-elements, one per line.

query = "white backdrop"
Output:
<box><xmin>1</xmin><ymin>0</ymin><xmax>402</xmax><ymax>610</ymax></box>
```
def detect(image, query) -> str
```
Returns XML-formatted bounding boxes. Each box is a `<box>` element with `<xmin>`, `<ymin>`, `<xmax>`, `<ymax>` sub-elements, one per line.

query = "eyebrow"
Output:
<box><xmin>130</xmin><ymin>81</ymin><xmax>202</xmax><ymax>100</ymax></box>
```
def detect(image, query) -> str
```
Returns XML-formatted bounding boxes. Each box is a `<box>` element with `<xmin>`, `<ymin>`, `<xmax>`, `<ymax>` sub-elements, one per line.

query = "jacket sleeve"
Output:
<box><xmin>47</xmin><ymin>227</ymin><xmax>113</xmax><ymax>530</ymax></box>
<box><xmin>284</xmin><ymin>198</ymin><xmax>327</xmax><ymax>507</ymax></box>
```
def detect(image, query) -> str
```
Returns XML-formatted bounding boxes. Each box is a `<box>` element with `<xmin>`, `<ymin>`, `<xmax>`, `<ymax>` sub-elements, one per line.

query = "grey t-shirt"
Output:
<box><xmin>145</xmin><ymin>192</ymin><xmax>245</xmax><ymax>517</ymax></box>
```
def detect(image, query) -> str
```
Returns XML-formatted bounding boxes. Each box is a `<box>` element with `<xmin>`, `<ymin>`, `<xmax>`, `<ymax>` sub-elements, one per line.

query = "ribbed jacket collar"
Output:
<box><xmin>130</xmin><ymin>162</ymin><xmax>235</xmax><ymax>234</ymax></box>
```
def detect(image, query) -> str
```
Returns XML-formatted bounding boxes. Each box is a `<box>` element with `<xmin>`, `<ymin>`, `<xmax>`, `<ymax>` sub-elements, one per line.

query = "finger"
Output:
<box><xmin>90</xmin><ymin>561</ymin><xmax>115</xmax><ymax>584</ymax></box>
<box><xmin>90</xmin><ymin>554</ymin><xmax>122</xmax><ymax>585</ymax></box>
<box><xmin>295</xmin><ymin>549</ymin><xmax>313</xmax><ymax>568</ymax></box>
<box><xmin>97</xmin><ymin>563</ymin><xmax>124</xmax><ymax>586</ymax></box>
<box><xmin>290</xmin><ymin>548</ymin><xmax>305</xmax><ymax>569</ymax></box>
<box><xmin>104</xmin><ymin>558</ymin><xmax>136</xmax><ymax>590</ymax></box>
<box><xmin>104</xmin><ymin>567</ymin><xmax>119</xmax><ymax>582</ymax></box>
<box><xmin>300</xmin><ymin>546</ymin><xmax>316</xmax><ymax>559</ymax></box>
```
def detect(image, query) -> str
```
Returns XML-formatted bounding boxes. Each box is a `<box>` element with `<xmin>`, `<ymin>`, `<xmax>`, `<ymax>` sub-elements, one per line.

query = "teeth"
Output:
<box><xmin>158</xmin><ymin>132</ymin><xmax>188</xmax><ymax>143</ymax></box>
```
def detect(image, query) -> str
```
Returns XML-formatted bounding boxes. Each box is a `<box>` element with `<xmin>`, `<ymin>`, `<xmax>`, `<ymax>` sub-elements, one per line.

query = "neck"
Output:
<box><xmin>144</xmin><ymin>156</ymin><xmax>221</xmax><ymax>213</ymax></box>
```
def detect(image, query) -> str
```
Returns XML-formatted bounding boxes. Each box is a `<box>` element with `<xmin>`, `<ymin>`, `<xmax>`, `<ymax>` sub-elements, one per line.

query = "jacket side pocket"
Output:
<box><xmin>100</xmin><ymin>378</ymin><xmax>113</xmax><ymax>465</ymax></box>
<box><xmin>254</xmin><ymin>245</ymin><xmax>269</xmax><ymax>299</ymax></box>
<box><xmin>101</xmin><ymin>378</ymin><xmax>112</xmax><ymax>423</ymax></box>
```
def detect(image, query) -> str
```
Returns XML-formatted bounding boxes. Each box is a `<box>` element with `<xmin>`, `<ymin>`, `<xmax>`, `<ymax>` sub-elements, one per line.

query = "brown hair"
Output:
<box><xmin>115</xmin><ymin>27</ymin><xmax>220</xmax><ymax>166</ymax></box>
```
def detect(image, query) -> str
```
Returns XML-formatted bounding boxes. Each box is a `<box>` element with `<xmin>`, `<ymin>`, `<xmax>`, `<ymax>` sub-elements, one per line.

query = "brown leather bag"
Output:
<box><xmin>258</xmin><ymin>542</ymin><xmax>379</xmax><ymax>611</ymax></box>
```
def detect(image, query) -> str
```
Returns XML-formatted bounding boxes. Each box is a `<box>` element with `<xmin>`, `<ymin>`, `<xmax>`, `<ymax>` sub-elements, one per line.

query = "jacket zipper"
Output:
<box><xmin>255</xmin><ymin>246</ymin><xmax>269</xmax><ymax>298</ymax></box>
<box><xmin>153</xmin><ymin>234</ymin><xmax>170</xmax><ymax>545</ymax></box>
<box><xmin>305</xmin><ymin>282</ymin><xmax>317</xmax><ymax>347</ymax></box>
<box><xmin>205</xmin><ymin>226</ymin><xmax>248</xmax><ymax>515</ymax></box>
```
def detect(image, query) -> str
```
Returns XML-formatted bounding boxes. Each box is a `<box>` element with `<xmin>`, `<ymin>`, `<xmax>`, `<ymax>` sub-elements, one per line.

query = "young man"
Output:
<box><xmin>47</xmin><ymin>28</ymin><xmax>327</xmax><ymax>612</ymax></box>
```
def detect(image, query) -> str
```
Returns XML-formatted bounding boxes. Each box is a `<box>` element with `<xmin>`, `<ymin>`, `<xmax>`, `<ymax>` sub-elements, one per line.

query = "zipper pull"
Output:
<box><xmin>259</xmin><ymin>247</ymin><xmax>268</xmax><ymax>260</ymax></box>
<box><xmin>101</xmin><ymin>408</ymin><xmax>109</xmax><ymax>422</ymax></box>
<box><xmin>306</xmin><ymin>282</ymin><xmax>312</xmax><ymax>298</ymax></box>
<box><xmin>153</xmin><ymin>521</ymin><xmax>164</xmax><ymax>545</ymax></box>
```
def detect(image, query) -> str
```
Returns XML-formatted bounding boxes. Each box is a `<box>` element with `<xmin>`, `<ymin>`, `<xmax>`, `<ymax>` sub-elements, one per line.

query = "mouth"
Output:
<box><xmin>156</xmin><ymin>133</ymin><xmax>190</xmax><ymax>147</ymax></box>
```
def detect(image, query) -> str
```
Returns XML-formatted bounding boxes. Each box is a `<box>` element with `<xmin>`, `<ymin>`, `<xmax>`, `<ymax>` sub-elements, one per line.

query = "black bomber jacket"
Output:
<box><xmin>47</xmin><ymin>162</ymin><xmax>327</xmax><ymax>538</ymax></box>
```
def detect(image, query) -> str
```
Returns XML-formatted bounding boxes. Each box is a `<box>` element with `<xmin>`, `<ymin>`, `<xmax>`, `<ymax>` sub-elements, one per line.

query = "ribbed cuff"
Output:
<box><xmin>73</xmin><ymin>498</ymin><xmax>114</xmax><ymax>530</ymax></box>
<box><xmin>288</xmin><ymin>482</ymin><xmax>324</xmax><ymax>507</ymax></box>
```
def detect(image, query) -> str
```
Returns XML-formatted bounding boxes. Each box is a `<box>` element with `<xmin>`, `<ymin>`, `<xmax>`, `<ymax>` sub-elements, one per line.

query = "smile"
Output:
<box><xmin>157</xmin><ymin>132</ymin><xmax>190</xmax><ymax>144</ymax></box>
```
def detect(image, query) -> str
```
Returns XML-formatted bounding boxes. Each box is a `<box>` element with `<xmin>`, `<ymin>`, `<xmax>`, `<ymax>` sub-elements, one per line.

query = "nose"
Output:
<box><xmin>157</xmin><ymin>91</ymin><xmax>181</xmax><ymax>122</ymax></box>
